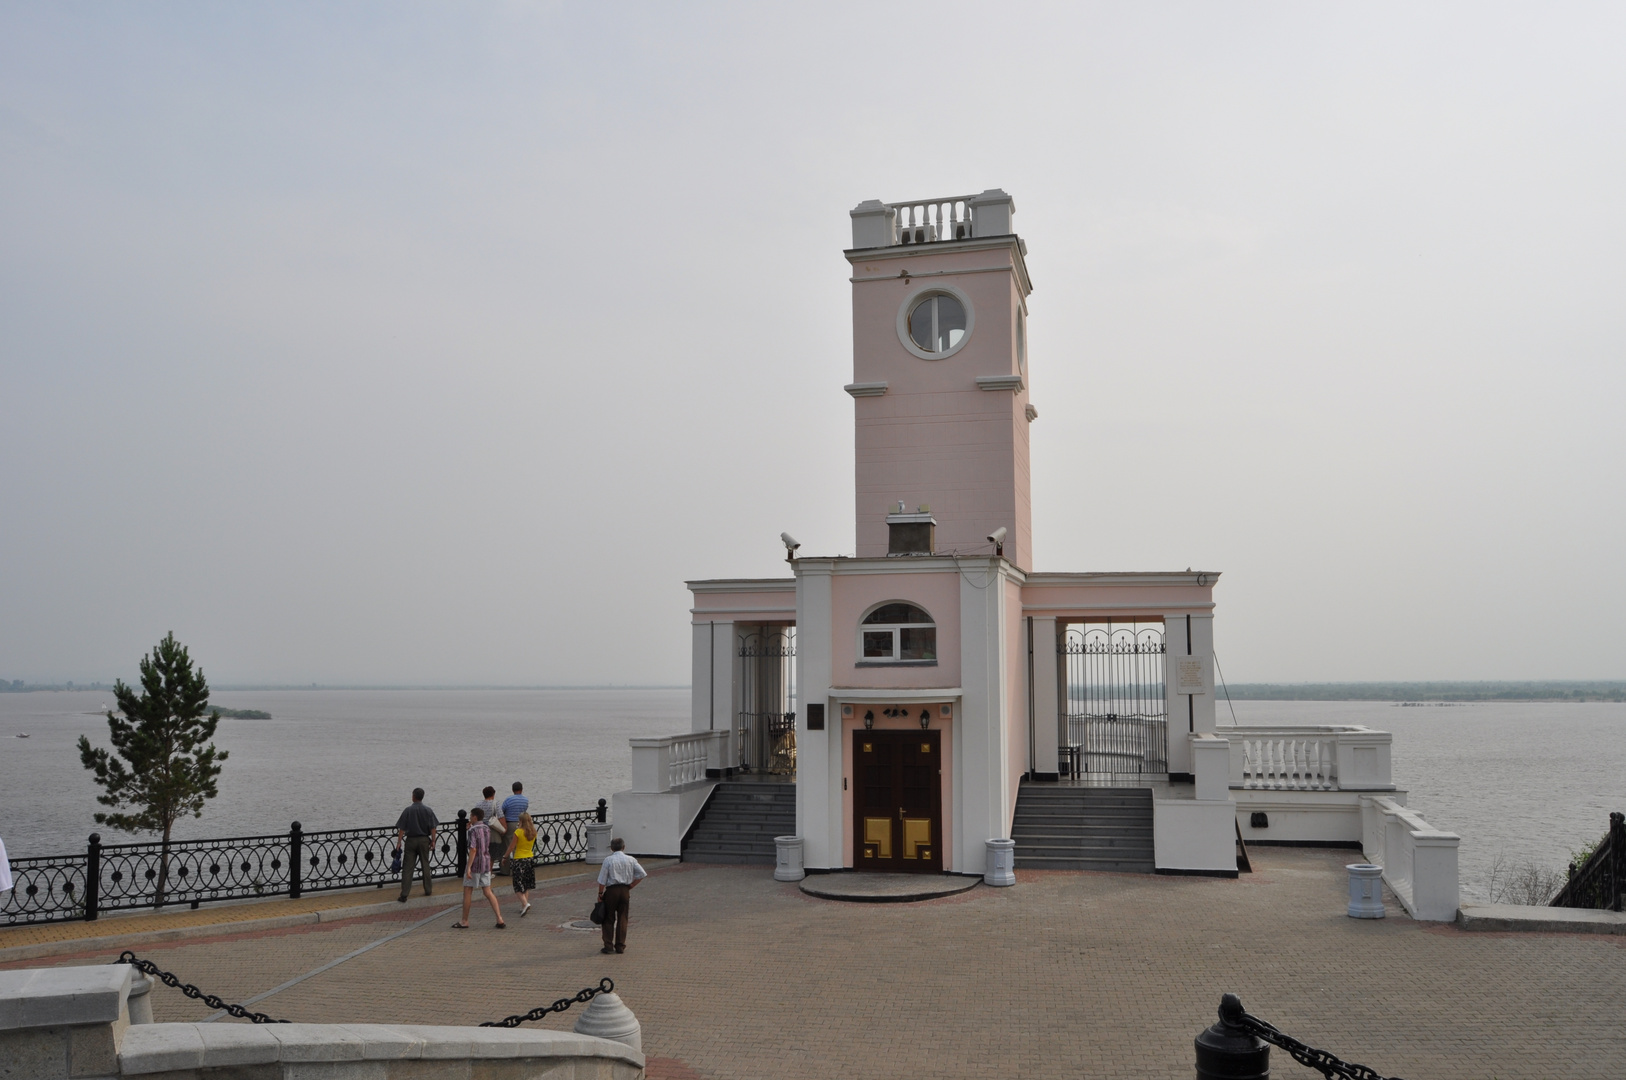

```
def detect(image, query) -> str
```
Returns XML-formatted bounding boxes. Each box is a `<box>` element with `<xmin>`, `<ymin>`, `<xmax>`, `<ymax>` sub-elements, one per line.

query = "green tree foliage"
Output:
<box><xmin>77</xmin><ymin>632</ymin><xmax>228</xmax><ymax>907</ymax></box>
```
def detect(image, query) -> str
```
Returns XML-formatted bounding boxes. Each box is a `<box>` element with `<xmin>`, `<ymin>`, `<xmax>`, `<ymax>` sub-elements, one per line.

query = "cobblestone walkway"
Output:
<box><xmin>7</xmin><ymin>849</ymin><xmax>1624</xmax><ymax>1078</ymax></box>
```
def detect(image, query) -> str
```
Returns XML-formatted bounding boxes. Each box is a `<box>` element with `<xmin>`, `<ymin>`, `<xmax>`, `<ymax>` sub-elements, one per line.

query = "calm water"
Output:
<box><xmin>2</xmin><ymin>690</ymin><xmax>1621</xmax><ymax>903</ymax></box>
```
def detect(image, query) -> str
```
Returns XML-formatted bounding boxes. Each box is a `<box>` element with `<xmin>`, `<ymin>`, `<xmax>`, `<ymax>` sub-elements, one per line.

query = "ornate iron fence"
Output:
<box><xmin>739</xmin><ymin>626</ymin><xmax>796</xmax><ymax>774</ymax></box>
<box><xmin>1060</xmin><ymin>623</ymin><xmax>1168</xmax><ymax>779</ymax></box>
<box><xmin>1</xmin><ymin>800</ymin><xmax>607</xmax><ymax>926</ymax></box>
<box><xmin>1550</xmin><ymin>811</ymin><xmax>1624</xmax><ymax>911</ymax></box>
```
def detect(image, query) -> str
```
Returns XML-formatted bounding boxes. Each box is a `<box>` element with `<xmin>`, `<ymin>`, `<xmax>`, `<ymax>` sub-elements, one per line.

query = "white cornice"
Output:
<box><xmin>826</xmin><ymin>687</ymin><xmax>965</xmax><ymax>701</ymax></box>
<box><xmin>686</xmin><ymin>578</ymin><xmax>796</xmax><ymax>593</ymax></box>
<box><xmin>844</xmin><ymin>235</ymin><xmax>1033</xmax><ymax>296</ymax></box>
<box><xmin>1025</xmin><ymin>571</ymin><xmax>1222</xmax><ymax>588</ymax></box>
<box><xmin>976</xmin><ymin>375</ymin><xmax>1024</xmax><ymax>392</ymax></box>
<box><xmin>844</xmin><ymin>381</ymin><xmax>889</xmax><ymax>398</ymax></box>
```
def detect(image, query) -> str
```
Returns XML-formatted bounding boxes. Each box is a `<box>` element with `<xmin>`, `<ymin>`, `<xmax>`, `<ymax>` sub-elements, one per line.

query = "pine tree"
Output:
<box><xmin>77</xmin><ymin>632</ymin><xmax>228</xmax><ymax>908</ymax></box>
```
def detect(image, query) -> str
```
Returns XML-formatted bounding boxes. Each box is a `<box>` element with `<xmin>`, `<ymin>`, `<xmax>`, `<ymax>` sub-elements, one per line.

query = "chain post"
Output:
<box><xmin>289</xmin><ymin>821</ymin><xmax>303</xmax><ymax>899</ymax></box>
<box><xmin>597</xmin><ymin>799</ymin><xmax>607</xmax><ymax>824</ymax></box>
<box><xmin>456</xmin><ymin>810</ymin><xmax>469</xmax><ymax>879</ymax></box>
<box><xmin>1194</xmin><ymin>994</ymin><xmax>1268</xmax><ymax>1080</ymax></box>
<box><xmin>85</xmin><ymin>833</ymin><xmax>101</xmax><ymax>922</ymax></box>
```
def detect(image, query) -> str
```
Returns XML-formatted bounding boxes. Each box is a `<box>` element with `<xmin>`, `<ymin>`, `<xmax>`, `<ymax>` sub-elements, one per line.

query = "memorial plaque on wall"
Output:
<box><xmin>1174</xmin><ymin>655</ymin><xmax>1212</xmax><ymax>695</ymax></box>
<box><xmin>806</xmin><ymin>703</ymin><xmax>825</xmax><ymax>730</ymax></box>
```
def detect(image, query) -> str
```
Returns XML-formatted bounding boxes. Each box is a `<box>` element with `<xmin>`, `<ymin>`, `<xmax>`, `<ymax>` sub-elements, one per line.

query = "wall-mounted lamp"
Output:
<box><xmin>864</xmin><ymin>709</ymin><xmax>874</xmax><ymax>730</ymax></box>
<box><xmin>919</xmin><ymin>709</ymin><xmax>930</xmax><ymax>730</ymax></box>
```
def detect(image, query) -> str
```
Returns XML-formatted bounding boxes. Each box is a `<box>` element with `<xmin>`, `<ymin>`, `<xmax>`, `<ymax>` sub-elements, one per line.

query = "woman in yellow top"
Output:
<box><xmin>506</xmin><ymin>812</ymin><xmax>539</xmax><ymax>916</ymax></box>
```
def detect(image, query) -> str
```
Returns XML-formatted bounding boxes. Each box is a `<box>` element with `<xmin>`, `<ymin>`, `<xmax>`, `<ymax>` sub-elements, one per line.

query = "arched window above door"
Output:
<box><xmin>859</xmin><ymin>602</ymin><xmax>936</xmax><ymax>664</ymax></box>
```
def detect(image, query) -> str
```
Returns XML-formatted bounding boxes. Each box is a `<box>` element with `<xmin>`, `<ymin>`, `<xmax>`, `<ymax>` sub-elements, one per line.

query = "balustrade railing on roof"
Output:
<box><xmin>888</xmin><ymin>195</ymin><xmax>977</xmax><ymax>245</ymax></box>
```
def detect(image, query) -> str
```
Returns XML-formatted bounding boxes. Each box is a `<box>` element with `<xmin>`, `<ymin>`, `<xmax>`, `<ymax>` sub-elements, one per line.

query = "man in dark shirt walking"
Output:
<box><xmin>395</xmin><ymin>788</ymin><xmax>439</xmax><ymax>901</ymax></box>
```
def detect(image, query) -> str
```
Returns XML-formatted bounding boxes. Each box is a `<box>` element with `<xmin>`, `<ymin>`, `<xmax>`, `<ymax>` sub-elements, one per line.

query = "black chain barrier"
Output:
<box><xmin>480</xmin><ymin>978</ymin><xmax>615</xmax><ymax>1028</ymax></box>
<box><xmin>1226</xmin><ymin>995</ymin><xmax>1405</xmax><ymax>1080</ymax></box>
<box><xmin>118</xmin><ymin>952</ymin><xmax>288</xmax><ymax>1025</ymax></box>
<box><xmin>119</xmin><ymin>952</ymin><xmax>612</xmax><ymax>1031</ymax></box>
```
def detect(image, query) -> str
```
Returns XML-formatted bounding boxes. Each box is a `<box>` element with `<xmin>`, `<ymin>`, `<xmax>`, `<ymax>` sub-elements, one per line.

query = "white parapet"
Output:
<box><xmin>1361</xmin><ymin>795</ymin><xmax>1460</xmax><ymax>922</ymax></box>
<box><xmin>1153</xmin><ymin>734</ymin><xmax>1238</xmax><ymax>876</ymax></box>
<box><xmin>1226</xmin><ymin>725</ymin><xmax>1399</xmax><ymax>847</ymax></box>
<box><xmin>1</xmin><ymin>963</ymin><xmax>645</xmax><ymax>1079</ymax></box>
<box><xmin>614</xmin><ymin>730</ymin><xmax>727</xmax><ymax>857</ymax></box>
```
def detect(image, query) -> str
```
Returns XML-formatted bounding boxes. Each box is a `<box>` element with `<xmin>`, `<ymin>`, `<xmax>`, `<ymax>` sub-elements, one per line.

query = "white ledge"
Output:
<box><xmin>845</xmin><ymin>381</ymin><xmax>889</xmax><ymax>398</ymax></box>
<box><xmin>976</xmin><ymin>375</ymin><xmax>1024</xmax><ymax>392</ymax></box>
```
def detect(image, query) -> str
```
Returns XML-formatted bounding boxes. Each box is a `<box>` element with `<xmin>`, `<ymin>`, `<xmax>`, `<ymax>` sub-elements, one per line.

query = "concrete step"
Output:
<box><xmin>1014</xmin><ymin>856</ymin><xmax>1155</xmax><ymax>873</ymax></box>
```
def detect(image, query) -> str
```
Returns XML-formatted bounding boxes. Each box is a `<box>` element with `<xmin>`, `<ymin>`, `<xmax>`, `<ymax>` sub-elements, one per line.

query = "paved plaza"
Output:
<box><xmin>5</xmin><ymin>849</ymin><xmax>1624</xmax><ymax>1079</ymax></box>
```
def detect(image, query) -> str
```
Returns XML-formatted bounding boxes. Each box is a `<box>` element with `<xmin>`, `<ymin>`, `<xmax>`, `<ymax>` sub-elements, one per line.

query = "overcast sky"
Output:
<box><xmin>2</xmin><ymin>3</ymin><xmax>1623</xmax><ymax>686</ymax></box>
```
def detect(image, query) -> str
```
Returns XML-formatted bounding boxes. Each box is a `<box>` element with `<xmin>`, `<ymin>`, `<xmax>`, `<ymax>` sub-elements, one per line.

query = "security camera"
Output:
<box><xmin>780</xmin><ymin>532</ymin><xmax>801</xmax><ymax>561</ymax></box>
<box><xmin>987</xmin><ymin>526</ymin><xmax>1007</xmax><ymax>556</ymax></box>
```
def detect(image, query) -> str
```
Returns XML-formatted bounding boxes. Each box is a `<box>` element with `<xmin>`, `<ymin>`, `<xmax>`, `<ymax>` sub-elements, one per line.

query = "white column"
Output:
<box><xmin>1189</xmin><ymin>613</ymin><xmax>1216</xmax><ymax>734</ymax></box>
<box><xmin>691</xmin><ymin>622</ymin><xmax>716</xmax><ymax>734</ymax></box>
<box><xmin>959</xmin><ymin>559</ymin><xmax>1010</xmax><ymax>872</ymax></box>
<box><xmin>795</xmin><ymin>562</ymin><xmax>835</xmax><ymax>869</ymax></box>
<box><xmin>1029</xmin><ymin>616</ymin><xmax>1060</xmax><ymax>777</ymax></box>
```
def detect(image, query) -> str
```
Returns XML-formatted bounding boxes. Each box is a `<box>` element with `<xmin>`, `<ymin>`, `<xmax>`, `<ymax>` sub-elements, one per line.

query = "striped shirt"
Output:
<box><xmin>467</xmin><ymin>822</ymin><xmax>492</xmax><ymax>875</ymax></box>
<box><xmin>501</xmin><ymin>794</ymin><xmax>529</xmax><ymax>823</ymax></box>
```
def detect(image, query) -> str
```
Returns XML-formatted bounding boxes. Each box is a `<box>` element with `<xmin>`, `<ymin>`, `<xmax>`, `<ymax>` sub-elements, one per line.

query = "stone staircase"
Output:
<box><xmin>681</xmin><ymin>782</ymin><xmax>796</xmax><ymax>865</ymax></box>
<box><xmin>1011</xmin><ymin>784</ymin><xmax>1156</xmax><ymax>873</ymax></box>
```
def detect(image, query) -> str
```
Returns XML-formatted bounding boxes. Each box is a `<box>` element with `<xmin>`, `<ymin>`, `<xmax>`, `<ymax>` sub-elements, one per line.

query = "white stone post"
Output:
<box><xmin>1410</xmin><ymin>831</ymin><xmax>1461</xmax><ymax>922</ymax></box>
<box><xmin>984</xmin><ymin>838</ymin><xmax>1016</xmax><ymax>886</ymax></box>
<box><xmin>969</xmin><ymin>189</ymin><xmax>1015</xmax><ymax>237</ymax></box>
<box><xmin>850</xmin><ymin>199</ymin><xmax>897</xmax><ymax>248</ymax></box>
<box><xmin>629</xmin><ymin>738</ymin><xmax>672</xmax><ymax>794</ymax></box>
<box><xmin>573</xmin><ymin>991</ymin><xmax>642</xmax><ymax>1053</ymax></box>
<box><xmin>774</xmin><ymin>835</ymin><xmax>806</xmax><ymax>882</ymax></box>
<box><xmin>1191</xmin><ymin>735</ymin><xmax>1230</xmax><ymax>802</ymax></box>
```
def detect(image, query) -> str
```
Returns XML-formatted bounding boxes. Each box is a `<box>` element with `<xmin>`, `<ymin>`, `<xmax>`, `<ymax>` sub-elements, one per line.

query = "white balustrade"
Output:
<box><xmin>1361</xmin><ymin>795</ymin><xmax>1459</xmax><ymax>921</ymax></box>
<box><xmin>629</xmin><ymin>731</ymin><xmax>726</xmax><ymax>794</ymax></box>
<box><xmin>889</xmin><ymin>196</ymin><xmax>976</xmax><ymax>245</ymax></box>
<box><xmin>1223</xmin><ymin>725</ymin><xmax>1393</xmax><ymax>792</ymax></box>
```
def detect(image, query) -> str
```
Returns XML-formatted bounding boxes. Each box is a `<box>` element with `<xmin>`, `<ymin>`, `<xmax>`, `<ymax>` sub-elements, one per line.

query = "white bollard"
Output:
<box><xmin>984</xmin><ymin>838</ymin><xmax>1016</xmax><ymax>887</ymax></box>
<box><xmin>573</xmin><ymin>991</ymin><xmax>642</xmax><ymax>1053</ymax></box>
<box><xmin>585</xmin><ymin>822</ymin><xmax>613</xmax><ymax>865</ymax></box>
<box><xmin>774</xmin><ymin>835</ymin><xmax>805</xmax><ymax>882</ymax></box>
<box><xmin>1346</xmin><ymin>863</ymin><xmax>1385</xmax><ymax>918</ymax></box>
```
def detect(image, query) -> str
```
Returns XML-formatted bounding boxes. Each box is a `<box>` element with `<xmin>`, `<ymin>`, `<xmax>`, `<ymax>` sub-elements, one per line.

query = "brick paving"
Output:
<box><xmin>8</xmin><ymin>849</ymin><xmax>1625</xmax><ymax>1078</ymax></box>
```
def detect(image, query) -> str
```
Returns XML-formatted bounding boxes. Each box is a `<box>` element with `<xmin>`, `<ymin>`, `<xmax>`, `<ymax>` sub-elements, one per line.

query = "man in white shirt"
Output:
<box><xmin>595</xmin><ymin>838</ymin><xmax>647</xmax><ymax>954</ymax></box>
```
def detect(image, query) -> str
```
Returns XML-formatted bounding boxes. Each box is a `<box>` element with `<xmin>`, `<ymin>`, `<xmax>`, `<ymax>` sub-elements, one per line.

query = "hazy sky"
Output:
<box><xmin>3</xmin><ymin>3</ymin><xmax>1623</xmax><ymax>686</ymax></box>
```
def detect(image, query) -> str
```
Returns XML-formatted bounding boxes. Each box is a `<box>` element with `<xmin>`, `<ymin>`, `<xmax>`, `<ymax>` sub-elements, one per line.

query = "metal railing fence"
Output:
<box><xmin>1551</xmin><ymin>811</ymin><xmax>1624</xmax><ymax>911</ymax></box>
<box><xmin>1</xmin><ymin>801</ymin><xmax>607</xmax><ymax>926</ymax></box>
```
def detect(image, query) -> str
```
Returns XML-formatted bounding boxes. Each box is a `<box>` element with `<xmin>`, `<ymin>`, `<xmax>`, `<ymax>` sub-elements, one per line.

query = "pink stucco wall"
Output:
<box><xmin>848</xmin><ymin>243</ymin><xmax>1033</xmax><ymax>568</ymax></box>
<box><xmin>840</xmin><ymin>708</ymin><xmax>954</xmax><ymax>870</ymax></box>
<box><xmin>829</xmin><ymin>570</ymin><xmax>960</xmax><ymax>689</ymax></box>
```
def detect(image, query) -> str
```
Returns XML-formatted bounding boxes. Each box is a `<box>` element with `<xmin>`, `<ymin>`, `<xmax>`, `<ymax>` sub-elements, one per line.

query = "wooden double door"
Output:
<box><xmin>853</xmin><ymin>730</ymin><xmax>942</xmax><ymax>873</ymax></box>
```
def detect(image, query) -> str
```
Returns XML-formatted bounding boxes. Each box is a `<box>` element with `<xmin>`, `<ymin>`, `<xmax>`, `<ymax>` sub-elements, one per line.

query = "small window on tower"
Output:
<box><xmin>908</xmin><ymin>294</ymin><xmax>967</xmax><ymax>354</ymax></box>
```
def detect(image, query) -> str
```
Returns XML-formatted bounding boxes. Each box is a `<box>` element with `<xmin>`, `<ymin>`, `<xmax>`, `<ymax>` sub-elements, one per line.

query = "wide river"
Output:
<box><xmin>2</xmin><ymin>690</ymin><xmax>1621</xmax><ymax>903</ymax></box>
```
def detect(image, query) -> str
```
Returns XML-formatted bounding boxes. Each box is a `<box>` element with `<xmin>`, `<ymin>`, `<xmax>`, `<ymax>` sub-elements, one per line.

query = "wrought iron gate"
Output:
<box><xmin>1059</xmin><ymin>623</ymin><xmax>1168</xmax><ymax>780</ymax></box>
<box><xmin>738</xmin><ymin>626</ymin><xmax>796</xmax><ymax>775</ymax></box>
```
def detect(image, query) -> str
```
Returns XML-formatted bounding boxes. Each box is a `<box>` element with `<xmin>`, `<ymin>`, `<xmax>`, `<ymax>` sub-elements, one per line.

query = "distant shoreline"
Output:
<box><xmin>0</xmin><ymin>683</ymin><xmax>690</xmax><ymax>693</ymax></box>
<box><xmin>1219</xmin><ymin>681</ymin><xmax>1626</xmax><ymax>702</ymax></box>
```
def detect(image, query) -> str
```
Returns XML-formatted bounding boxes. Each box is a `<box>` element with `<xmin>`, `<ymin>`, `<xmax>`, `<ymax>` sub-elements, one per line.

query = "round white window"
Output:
<box><xmin>1016</xmin><ymin>307</ymin><xmax>1027</xmax><ymax>375</ymax></box>
<box><xmin>896</xmin><ymin>285</ymin><xmax>975</xmax><ymax>361</ymax></box>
